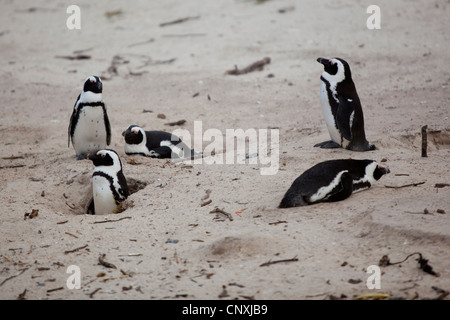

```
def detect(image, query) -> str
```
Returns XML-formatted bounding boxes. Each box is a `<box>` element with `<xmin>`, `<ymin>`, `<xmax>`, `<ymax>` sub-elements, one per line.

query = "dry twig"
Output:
<box><xmin>260</xmin><ymin>256</ymin><xmax>298</xmax><ymax>267</ymax></box>
<box><xmin>226</xmin><ymin>57</ymin><xmax>271</xmax><ymax>75</ymax></box>
<box><xmin>421</xmin><ymin>125</ymin><xmax>428</xmax><ymax>157</ymax></box>
<box><xmin>98</xmin><ymin>254</ymin><xmax>117</xmax><ymax>269</ymax></box>
<box><xmin>64</xmin><ymin>244</ymin><xmax>88</xmax><ymax>255</ymax></box>
<box><xmin>384</xmin><ymin>181</ymin><xmax>425</xmax><ymax>189</ymax></box>
<box><xmin>159</xmin><ymin>16</ymin><xmax>200</xmax><ymax>27</ymax></box>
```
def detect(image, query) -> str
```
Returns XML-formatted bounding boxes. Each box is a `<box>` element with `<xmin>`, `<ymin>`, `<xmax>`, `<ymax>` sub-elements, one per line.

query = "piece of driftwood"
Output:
<box><xmin>260</xmin><ymin>256</ymin><xmax>298</xmax><ymax>267</ymax></box>
<box><xmin>159</xmin><ymin>16</ymin><xmax>200</xmax><ymax>27</ymax></box>
<box><xmin>434</xmin><ymin>183</ymin><xmax>450</xmax><ymax>188</ymax></box>
<box><xmin>0</xmin><ymin>164</ymin><xmax>26</xmax><ymax>170</ymax></box>
<box><xmin>55</xmin><ymin>54</ymin><xmax>91</xmax><ymax>60</ymax></box>
<box><xmin>64</xmin><ymin>244</ymin><xmax>88</xmax><ymax>254</ymax></box>
<box><xmin>384</xmin><ymin>181</ymin><xmax>425</xmax><ymax>189</ymax></box>
<box><xmin>0</xmin><ymin>268</ymin><xmax>29</xmax><ymax>287</ymax></box>
<box><xmin>209</xmin><ymin>208</ymin><xmax>233</xmax><ymax>221</ymax></box>
<box><xmin>421</xmin><ymin>125</ymin><xmax>428</xmax><ymax>157</ymax></box>
<box><xmin>379</xmin><ymin>252</ymin><xmax>439</xmax><ymax>277</ymax></box>
<box><xmin>98</xmin><ymin>254</ymin><xmax>117</xmax><ymax>269</ymax></box>
<box><xmin>165</xmin><ymin>120</ymin><xmax>186</xmax><ymax>126</ymax></box>
<box><xmin>92</xmin><ymin>216</ymin><xmax>132</xmax><ymax>224</ymax></box>
<box><xmin>226</xmin><ymin>57</ymin><xmax>271</xmax><ymax>75</ymax></box>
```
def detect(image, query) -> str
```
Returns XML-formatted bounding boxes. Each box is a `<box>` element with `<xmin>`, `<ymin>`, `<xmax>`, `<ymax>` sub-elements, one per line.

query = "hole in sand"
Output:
<box><xmin>64</xmin><ymin>174</ymin><xmax>148</xmax><ymax>215</ymax></box>
<box><xmin>397</xmin><ymin>129</ymin><xmax>450</xmax><ymax>150</ymax></box>
<box><xmin>85</xmin><ymin>177</ymin><xmax>149</xmax><ymax>215</ymax></box>
<box><xmin>204</xmin><ymin>235</ymin><xmax>276</xmax><ymax>258</ymax></box>
<box><xmin>428</xmin><ymin>129</ymin><xmax>450</xmax><ymax>149</ymax></box>
<box><xmin>126</xmin><ymin>177</ymin><xmax>149</xmax><ymax>195</ymax></box>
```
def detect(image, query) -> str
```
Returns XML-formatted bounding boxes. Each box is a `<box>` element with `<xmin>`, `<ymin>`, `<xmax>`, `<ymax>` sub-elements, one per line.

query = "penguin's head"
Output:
<box><xmin>88</xmin><ymin>149</ymin><xmax>122</xmax><ymax>170</ymax></box>
<box><xmin>122</xmin><ymin>125</ymin><xmax>144</xmax><ymax>145</ymax></box>
<box><xmin>83</xmin><ymin>76</ymin><xmax>103</xmax><ymax>94</ymax></box>
<box><xmin>352</xmin><ymin>160</ymin><xmax>390</xmax><ymax>191</ymax></box>
<box><xmin>317</xmin><ymin>57</ymin><xmax>351</xmax><ymax>83</ymax></box>
<box><xmin>373</xmin><ymin>163</ymin><xmax>390</xmax><ymax>180</ymax></box>
<box><xmin>362</xmin><ymin>160</ymin><xmax>390</xmax><ymax>181</ymax></box>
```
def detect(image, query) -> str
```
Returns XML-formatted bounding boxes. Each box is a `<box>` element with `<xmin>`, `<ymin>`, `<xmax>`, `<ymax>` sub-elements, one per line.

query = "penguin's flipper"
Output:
<box><xmin>314</xmin><ymin>140</ymin><xmax>341</xmax><ymax>149</ymax></box>
<box><xmin>117</xmin><ymin>171</ymin><xmax>130</xmax><ymax>199</ymax></box>
<box><xmin>323</xmin><ymin>172</ymin><xmax>354</xmax><ymax>203</ymax></box>
<box><xmin>149</xmin><ymin>146</ymin><xmax>173</xmax><ymax>158</ymax></box>
<box><xmin>336</xmin><ymin>97</ymin><xmax>355</xmax><ymax>142</ymax></box>
<box><xmin>104</xmin><ymin>110</ymin><xmax>112</xmax><ymax>146</ymax></box>
<box><xmin>68</xmin><ymin>94</ymin><xmax>81</xmax><ymax>148</ymax></box>
<box><xmin>68</xmin><ymin>113</ymin><xmax>73</xmax><ymax>148</ymax></box>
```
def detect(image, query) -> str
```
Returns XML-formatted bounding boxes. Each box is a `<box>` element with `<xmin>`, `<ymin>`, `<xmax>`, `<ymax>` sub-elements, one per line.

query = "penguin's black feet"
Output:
<box><xmin>347</xmin><ymin>142</ymin><xmax>377</xmax><ymax>152</ymax></box>
<box><xmin>314</xmin><ymin>140</ymin><xmax>341</xmax><ymax>149</ymax></box>
<box><xmin>76</xmin><ymin>153</ymin><xmax>88</xmax><ymax>160</ymax></box>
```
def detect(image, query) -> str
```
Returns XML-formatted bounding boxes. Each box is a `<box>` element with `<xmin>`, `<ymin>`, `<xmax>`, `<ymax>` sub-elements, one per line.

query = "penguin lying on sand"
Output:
<box><xmin>315</xmin><ymin>57</ymin><xmax>375</xmax><ymax>151</ymax></box>
<box><xmin>87</xmin><ymin>149</ymin><xmax>129</xmax><ymax>215</ymax></box>
<box><xmin>68</xmin><ymin>76</ymin><xmax>111</xmax><ymax>160</ymax></box>
<box><xmin>279</xmin><ymin>159</ymin><xmax>389</xmax><ymax>208</ymax></box>
<box><xmin>122</xmin><ymin>125</ymin><xmax>198</xmax><ymax>159</ymax></box>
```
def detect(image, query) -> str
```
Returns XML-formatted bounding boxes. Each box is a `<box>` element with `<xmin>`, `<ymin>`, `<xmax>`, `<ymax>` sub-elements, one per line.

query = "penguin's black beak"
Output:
<box><xmin>121</xmin><ymin>130</ymin><xmax>126</xmax><ymax>137</ymax></box>
<box><xmin>378</xmin><ymin>166</ymin><xmax>390</xmax><ymax>175</ymax></box>
<box><xmin>95</xmin><ymin>81</ymin><xmax>103</xmax><ymax>92</ymax></box>
<box><xmin>317</xmin><ymin>57</ymin><xmax>331</xmax><ymax>66</ymax></box>
<box><xmin>87</xmin><ymin>152</ymin><xmax>99</xmax><ymax>161</ymax></box>
<box><xmin>374</xmin><ymin>165</ymin><xmax>390</xmax><ymax>181</ymax></box>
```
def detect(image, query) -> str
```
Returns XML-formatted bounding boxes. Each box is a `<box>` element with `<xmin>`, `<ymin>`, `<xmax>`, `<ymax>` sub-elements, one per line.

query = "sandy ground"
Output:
<box><xmin>0</xmin><ymin>0</ymin><xmax>449</xmax><ymax>301</ymax></box>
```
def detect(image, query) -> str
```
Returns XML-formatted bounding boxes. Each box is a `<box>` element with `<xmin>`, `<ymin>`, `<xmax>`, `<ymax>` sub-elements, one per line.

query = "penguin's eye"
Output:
<box><xmin>330</xmin><ymin>60</ymin><xmax>334</xmax><ymax>65</ymax></box>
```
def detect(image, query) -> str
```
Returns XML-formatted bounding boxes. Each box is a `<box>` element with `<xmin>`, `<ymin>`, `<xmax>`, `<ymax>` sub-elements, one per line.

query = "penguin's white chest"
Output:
<box><xmin>124</xmin><ymin>140</ymin><xmax>151</xmax><ymax>156</ymax></box>
<box><xmin>319</xmin><ymin>81</ymin><xmax>341</xmax><ymax>144</ymax></box>
<box><xmin>73</xmin><ymin>107</ymin><xmax>107</xmax><ymax>155</ymax></box>
<box><xmin>92</xmin><ymin>175</ymin><xmax>118</xmax><ymax>215</ymax></box>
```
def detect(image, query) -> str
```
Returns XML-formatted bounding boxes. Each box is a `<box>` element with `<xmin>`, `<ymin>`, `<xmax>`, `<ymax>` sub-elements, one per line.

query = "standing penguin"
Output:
<box><xmin>279</xmin><ymin>159</ymin><xmax>389</xmax><ymax>208</ymax></box>
<box><xmin>87</xmin><ymin>149</ymin><xmax>129</xmax><ymax>215</ymax></box>
<box><xmin>122</xmin><ymin>125</ymin><xmax>198</xmax><ymax>159</ymax></box>
<box><xmin>68</xmin><ymin>76</ymin><xmax>111</xmax><ymax>159</ymax></box>
<box><xmin>315</xmin><ymin>57</ymin><xmax>375</xmax><ymax>151</ymax></box>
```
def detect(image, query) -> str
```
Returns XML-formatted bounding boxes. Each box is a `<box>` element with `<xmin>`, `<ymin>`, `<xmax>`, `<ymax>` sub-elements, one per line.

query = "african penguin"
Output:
<box><xmin>87</xmin><ymin>149</ymin><xmax>129</xmax><ymax>215</ymax></box>
<box><xmin>279</xmin><ymin>159</ymin><xmax>389</xmax><ymax>208</ymax></box>
<box><xmin>68</xmin><ymin>76</ymin><xmax>111</xmax><ymax>160</ymax></box>
<box><xmin>315</xmin><ymin>57</ymin><xmax>375</xmax><ymax>151</ymax></box>
<box><xmin>122</xmin><ymin>125</ymin><xmax>198</xmax><ymax>159</ymax></box>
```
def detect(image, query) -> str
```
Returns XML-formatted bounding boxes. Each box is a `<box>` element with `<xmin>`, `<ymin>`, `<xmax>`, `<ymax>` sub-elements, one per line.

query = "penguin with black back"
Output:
<box><xmin>68</xmin><ymin>76</ymin><xmax>111</xmax><ymax>160</ymax></box>
<box><xmin>122</xmin><ymin>125</ymin><xmax>199</xmax><ymax>159</ymax></box>
<box><xmin>87</xmin><ymin>149</ymin><xmax>129</xmax><ymax>215</ymax></box>
<box><xmin>279</xmin><ymin>159</ymin><xmax>389</xmax><ymax>208</ymax></box>
<box><xmin>315</xmin><ymin>57</ymin><xmax>375</xmax><ymax>151</ymax></box>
